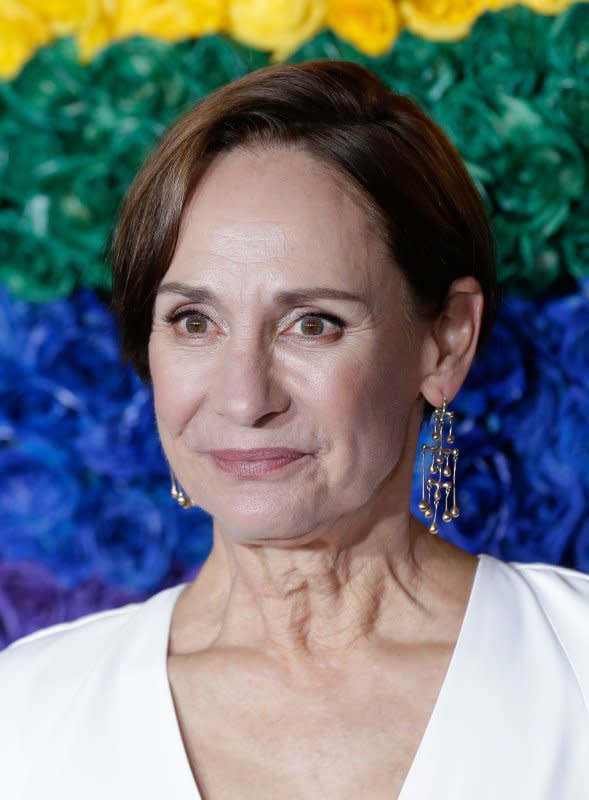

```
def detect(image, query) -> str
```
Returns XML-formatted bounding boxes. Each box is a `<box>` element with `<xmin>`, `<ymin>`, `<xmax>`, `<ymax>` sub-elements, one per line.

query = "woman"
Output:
<box><xmin>1</xmin><ymin>60</ymin><xmax>587</xmax><ymax>799</ymax></box>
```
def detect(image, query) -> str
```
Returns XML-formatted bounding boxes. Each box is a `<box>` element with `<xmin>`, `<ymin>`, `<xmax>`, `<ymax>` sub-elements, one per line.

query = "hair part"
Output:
<box><xmin>111</xmin><ymin>60</ymin><xmax>498</xmax><ymax>399</ymax></box>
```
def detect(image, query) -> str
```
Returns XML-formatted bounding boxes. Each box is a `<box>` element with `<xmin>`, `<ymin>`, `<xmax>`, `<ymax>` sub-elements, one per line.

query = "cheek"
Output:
<box><xmin>149</xmin><ymin>340</ymin><xmax>201</xmax><ymax>437</ymax></box>
<box><xmin>325</xmin><ymin>343</ymin><xmax>416</xmax><ymax>467</ymax></box>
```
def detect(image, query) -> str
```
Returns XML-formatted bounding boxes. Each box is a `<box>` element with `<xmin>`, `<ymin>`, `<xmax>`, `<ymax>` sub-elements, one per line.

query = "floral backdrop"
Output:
<box><xmin>1</xmin><ymin>0</ymin><xmax>588</xmax><ymax>649</ymax></box>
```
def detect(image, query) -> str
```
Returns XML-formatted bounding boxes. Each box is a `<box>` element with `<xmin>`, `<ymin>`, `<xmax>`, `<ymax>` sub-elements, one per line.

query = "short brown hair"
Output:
<box><xmin>111</xmin><ymin>59</ymin><xmax>498</xmax><ymax>383</ymax></box>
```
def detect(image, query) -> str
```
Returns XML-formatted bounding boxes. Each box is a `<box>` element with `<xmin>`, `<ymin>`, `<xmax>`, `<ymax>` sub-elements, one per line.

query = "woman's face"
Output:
<box><xmin>149</xmin><ymin>146</ymin><xmax>428</xmax><ymax>544</ymax></box>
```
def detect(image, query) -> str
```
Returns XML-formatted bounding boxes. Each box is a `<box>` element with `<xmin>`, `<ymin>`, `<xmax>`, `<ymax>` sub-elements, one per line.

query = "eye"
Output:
<box><xmin>292</xmin><ymin>313</ymin><xmax>344</xmax><ymax>337</ymax></box>
<box><xmin>164</xmin><ymin>309</ymin><xmax>212</xmax><ymax>336</ymax></box>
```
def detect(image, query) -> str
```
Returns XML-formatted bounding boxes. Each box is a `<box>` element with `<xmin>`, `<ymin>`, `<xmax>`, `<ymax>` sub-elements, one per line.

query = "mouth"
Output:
<box><xmin>207</xmin><ymin>451</ymin><xmax>309</xmax><ymax>479</ymax></box>
<box><xmin>206</xmin><ymin>448</ymin><xmax>307</xmax><ymax>461</ymax></box>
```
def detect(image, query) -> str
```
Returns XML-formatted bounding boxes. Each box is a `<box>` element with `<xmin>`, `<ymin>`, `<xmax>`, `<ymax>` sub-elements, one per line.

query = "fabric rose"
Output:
<box><xmin>572</xmin><ymin>510</ymin><xmax>589</xmax><ymax>574</ymax></box>
<box><xmin>413</xmin><ymin>424</ymin><xmax>516</xmax><ymax>557</ymax></box>
<box><xmin>228</xmin><ymin>0</ymin><xmax>326</xmax><ymax>61</ymax></box>
<box><xmin>74</xmin><ymin>387</ymin><xmax>169</xmax><ymax>483</ymax></box>
<box><xmin>546</xmin><ymin>3</ymin><xmax>589</xmax><ymax>76</ymax></box>
<box><xmin>0</xmin><ymin>438</ymin><xmax>83</xmax><ymax>572</ymax></box>
<box><xmin>2</xmin><ymin>37</ymin><xmax>90</xmax><ymax>132</ymax></box>
<box><xmin>430</xmin><ymin>83</ymin><xmax>506</xmax><ymax>168</ymax></box>
<box><xmin>524</xmin><ymin>0</ymin><xmax>577</xmax><ymax>13</ymax></box>
<box><xmin>169</xmin><ymin>501</ymin><xmax>214</xmax><ymax>567</ymax></box>
<box><xmin>326</xmin><ymin>0</ymin><xmax>401</xmax><ymax>57</ymax></box>
<box><xmin>501</xmin><ymin>451</ymin><xmax>586</xmax><ymax>565</ymax></box>
<box><xmin>453</xmin><ymin>296</ymin><xmax>529</xmax><ymax>427</ymax></box>
<box><xmin>21</xmin><ymin>0</ymin><xmax>96</xmax><ymax>36</ymax></box>
<box><xmin>179</xmin><ymin>34</ymin><xmax>271</xmax><ymax>98</ymax></box>
<box><xmin>462</xmin><ymin>6</ymin><xmax>551</xmax><ymax>99</ymax></box>
<box><xmin>20</xmin><ymin>289</ymin><xmax>135</xmax><ymax>418</ymax></box>
<box><xmin>559</xmin><ymin>197</ymin><xmax>589</xmax><ymax>281</ymax></box>
<box><xmin>0</xmin><ymin>560</ymin><xmax>65</xmax><ymax>649</ymax></box>
<box><xmin>491</xmin><ymin>218</ymin><xmax>565</xmax><ymax>293</ymax></box>
<box><xmin>490</xmin><ymin>97</ymin><xmax>585</xmax><ymax>252</ymax></box>
<box><xmin>82</xmin><ymin>484</ymin><xmax>178</xmax><ymax>592</ymax></box>
<box><xmin>0</xmin><ymin>1</ymin><xmax>49</xmax><ymax>79</ymax></box>
<box><xmin>86</xmin><ymin>37</ymin><xmax>193</xmax><ymax>127</ymax></box>
<box><xmin>554</xmin><ymin>385</ymin><xmax>589</xmax><ymax>492</ymax></box>
<box><xmin>539</xmin><ymin>73</ymin><xmax>589</xmax><ymax>152</ymax></box>
<box><xmin>370</xmin><ymin>32</ymin><xmax>460</xmax><ymax>107</ymax></box>
<box><xmin>0</xmin><ymin>213</ymin><xmax>76</xmax><ymax>301</ymax></box>
<box><xmin>399</xmin><ymin>0</ymin><xmax>485</xmax><ymax>40</ymax></box>
<box><xmin>531</xmin><ymin>281</ymin><xmax>589</xmax><ymax>390</ymax></box>
<box><xmin>0</xmin><ymin>559</ymin><xmax>142</xmax><ymax>650</ymax></box>
<box><xmin>77</xmin><ymin>0</ymin><xmax>115</xmax><ymax>62</ymax></box>
<box><xmin>112</xmin><ymin>0</ymin><xmax>226</xmax><ymax>42</ymax></box>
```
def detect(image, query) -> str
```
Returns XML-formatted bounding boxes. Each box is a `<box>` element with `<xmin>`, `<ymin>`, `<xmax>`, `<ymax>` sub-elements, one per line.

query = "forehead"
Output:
<box><xmin>167</xmin><ymin>146</ymin><xmax>396</xmax><ymax>300</ymax></box>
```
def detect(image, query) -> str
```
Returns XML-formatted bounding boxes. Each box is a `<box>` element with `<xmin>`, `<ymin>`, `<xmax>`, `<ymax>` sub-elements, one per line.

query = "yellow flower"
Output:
<box><xmin>326</xmin><ymin>0</ymin><xmax>401</xmax><ymax>55</ymax></box>
<box><xmin>484</xmin><ymin>0</ymin><xmax>519</xmax><ymax>8</ymax></box>
<box><xmin>522</xmin><ymin>0</ymin><xmax>577</xmax><ymax>13</ymax></box>
<box><xmin>21</xmin><ymin>0</ymin><xmax>95</xmax><ymax>36</ymax></box>
<box><xmin>0</xmin><ymin>0</ymin><xmax>49</xmax><ymax>79</ymax></box>
<box><xmin>112</xmin><ymin>0</ymin><xmax>226</xmax><ymax>42</ymax></box>
<box><xmin>228</xmin><ymin>0</ymin><xmax>327</xmax><ymax>61</ymax></box>
<box><xmin>77</xmin><ymin>0</ymin><xmax>116</xmax><ymax>63</ymax></box>
<box><xmin>399</xmin><ymin>0</ymin><xmax>485</xmax><ymax>40</ymax></box>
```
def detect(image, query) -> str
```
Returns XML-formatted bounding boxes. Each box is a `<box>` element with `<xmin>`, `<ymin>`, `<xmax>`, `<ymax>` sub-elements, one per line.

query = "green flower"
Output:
<box><xmin>430</xmin><ymin>83</ymin><xmax>507</xmax><ymax>168</ymax></box>
<box><xmin>546</xmin><ymin>3</ymin><xmax>589</xmax><ymax>78</ymax></box>
<box><xmin>369</xmin><ymin>31</ymin><xmax>461</xmax><ymax>108</ymax></box>
<box><xmin>538</xmin><ymin>73</ymin><xmax>589</xmax><ymax>149</ymax></box>
<box><xmin>288</xmin><ymin>29</ymin><xmax>363</xmax><ymax>63</ymax></box>
<box><xmin>180</xmin><ymin>34</ymin><xmax>271</xmax><ymax>93</ymax></box>
<box><xmin>491</xmin><ymin>214</ymin><xmax>563</xmax><ymax>294</ymax></box>
<box><xmin>0</xmin><ymin>212</ymin><xmax>76</xmax><ymax>301</ymax></box>
<box><xmin>1</xmin><ymin>38</ymin><xmax>89</xmax><ymax>135</ymax></box>
<box><xmin>491</xmin><ymin>96</ymin><xmax>585</xmax><ymax>238</ymax></box>
<box><xmin>559</xmin><ymin>192</ymin><xmax>589</xmax><ymax>280</ymax></box>
<box><xmin>463</xmin><ymin>6</ymin><xmax>552</xmax><ymax>100</ymax></box>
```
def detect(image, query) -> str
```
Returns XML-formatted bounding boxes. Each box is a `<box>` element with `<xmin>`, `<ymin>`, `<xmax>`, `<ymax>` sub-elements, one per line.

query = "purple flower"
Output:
<box><xmin>0</xmin><ymin>559</ymin><xmax>143</xmax><ymax>651</ymax></box>
<box><xmin>0</xmin><ymin>560</ymin><xmax>66</xmax><ymax>649</ymax></box>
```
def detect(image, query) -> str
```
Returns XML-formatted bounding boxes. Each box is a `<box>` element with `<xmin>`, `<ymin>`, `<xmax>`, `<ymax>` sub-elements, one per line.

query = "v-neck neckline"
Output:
<box><xmin>154</xmin><ymin>552</ymin><xmax>489</xmax><ymax>799</ymax></box>
<box><xmin>397</xmin><ymin>551</ymin><xmax>487</xmax><ymax>798</ymax></box>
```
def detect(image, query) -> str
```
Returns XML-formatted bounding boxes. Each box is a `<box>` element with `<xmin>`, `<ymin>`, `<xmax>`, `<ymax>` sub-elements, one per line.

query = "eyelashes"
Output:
<box><xmin>163</xmin><ymin>309</ymin><xmax>346</xmax><ymax>339</ymax></box>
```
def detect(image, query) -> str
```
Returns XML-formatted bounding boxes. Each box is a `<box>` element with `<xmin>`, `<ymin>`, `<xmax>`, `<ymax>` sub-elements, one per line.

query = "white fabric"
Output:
<box><xmin>0</xmin><ymin>553</ymin><xmax>588</xmax><ymax>799</ymax></box>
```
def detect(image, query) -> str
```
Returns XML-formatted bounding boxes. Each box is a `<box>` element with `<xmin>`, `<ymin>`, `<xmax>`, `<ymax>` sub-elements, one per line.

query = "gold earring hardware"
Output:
<box><xmin>170</xmin><ymin>467</ymin><xmax>192</xmax><ymax>509</ymax></box>
<box><xmin>418</xmin><ymin>396</ymin><xmax>460</xmax><ymax>535</ymax></box>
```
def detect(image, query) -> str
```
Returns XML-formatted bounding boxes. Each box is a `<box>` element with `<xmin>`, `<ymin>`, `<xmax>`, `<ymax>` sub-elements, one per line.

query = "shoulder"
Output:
<box><xmin>0</xmin><ymin>600</ymin><xmax>143</xmax><ymax>744</ymax></box>
<box><xmin>0</xmin><ymin>584</ymin><xmax>186</xmax><ymax>776</ymax></box>
<box><xmin>480</xmin><ymin>555</ymin><xmax>589</xmax><ymax>707</ymax></box>
<box><xmin>494</xmin><ymin>557</ymin><xmax>589</xmax><ymax>625</ymax></box>
<box><xmin>0</xmin><ymin>599</ymin><xmax>143</xmax><ymax>680</ymax></box>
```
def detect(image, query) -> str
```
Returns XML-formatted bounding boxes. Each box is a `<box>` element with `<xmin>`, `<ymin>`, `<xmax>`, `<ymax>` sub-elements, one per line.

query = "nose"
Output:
<box><xmin>210</xmin><ymin>334</ymin><xmax>290</xmax><ymax>427</ymax></box>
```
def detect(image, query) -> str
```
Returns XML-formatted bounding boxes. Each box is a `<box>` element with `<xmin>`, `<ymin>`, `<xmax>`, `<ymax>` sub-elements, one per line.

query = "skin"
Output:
<box><xmin>148</xmin><ymin>144</ymin><xmax>484</xmax><ymax>797</ymax></box>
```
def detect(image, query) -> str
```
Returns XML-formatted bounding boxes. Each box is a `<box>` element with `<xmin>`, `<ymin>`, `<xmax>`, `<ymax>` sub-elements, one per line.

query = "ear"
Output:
<box><xmin>419</xmin><ymin>276</ymin><xmax>484</xmax><ymax>407</ymax></box>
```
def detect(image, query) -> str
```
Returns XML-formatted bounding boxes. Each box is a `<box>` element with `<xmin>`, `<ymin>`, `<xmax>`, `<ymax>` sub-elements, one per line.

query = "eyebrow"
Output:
<box><xmin>157</xmin><ymin>282</ymin><xmax>369</xmax><ymax>308</ymax></box>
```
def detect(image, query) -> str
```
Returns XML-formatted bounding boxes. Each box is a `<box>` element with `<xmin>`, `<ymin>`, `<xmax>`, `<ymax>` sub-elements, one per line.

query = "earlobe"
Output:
<box><xmin>418</xmin><ymin>277</ymin><xmax>484</xmax><ymax>407</ymax></box>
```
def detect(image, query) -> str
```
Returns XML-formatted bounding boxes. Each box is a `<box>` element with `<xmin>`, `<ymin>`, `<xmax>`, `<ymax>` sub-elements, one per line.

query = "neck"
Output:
<box><xmin>174</xmin><ymin>508</ymin><xmax>450</xmax><ymax>676</ymax></box>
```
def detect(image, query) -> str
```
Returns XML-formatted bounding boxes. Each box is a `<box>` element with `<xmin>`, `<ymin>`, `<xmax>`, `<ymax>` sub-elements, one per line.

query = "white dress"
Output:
<box><xmin>0</xmin><ymin>553</ymin><xmax>588</xmax><ymax>799</ymax></box>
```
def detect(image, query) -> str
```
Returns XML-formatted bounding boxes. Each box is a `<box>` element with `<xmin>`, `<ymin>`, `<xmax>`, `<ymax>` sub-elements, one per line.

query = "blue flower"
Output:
<box><xmin>81</xmin><ymin>483</ymin><xmax>178</xmax><ymax>592</ymax></box>
<box><xmin>443</xmin><ymin>430</ymin><xmax>515</xmax><ymax>557</ymax></box>
<box><xmin>501</xmin><ymin>452</ymin><xmax>586</xmax><ymax>566</ymax></box>
<box><xmin>455</xmin><ymin>296</ymin><xmax>529</xmax><ymax>427</ymax></box>
<box><xmin>0</xmin><ymin>437</ymin><xmax>83</xmax><ymax>571</ymax></box>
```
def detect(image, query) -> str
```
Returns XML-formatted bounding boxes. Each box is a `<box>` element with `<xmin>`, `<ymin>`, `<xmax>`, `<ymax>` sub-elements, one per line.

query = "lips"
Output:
<box><xmin>207</xmin><ymin>448</ymin><xmax>306</xmax><ymax>461</ymax></box>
